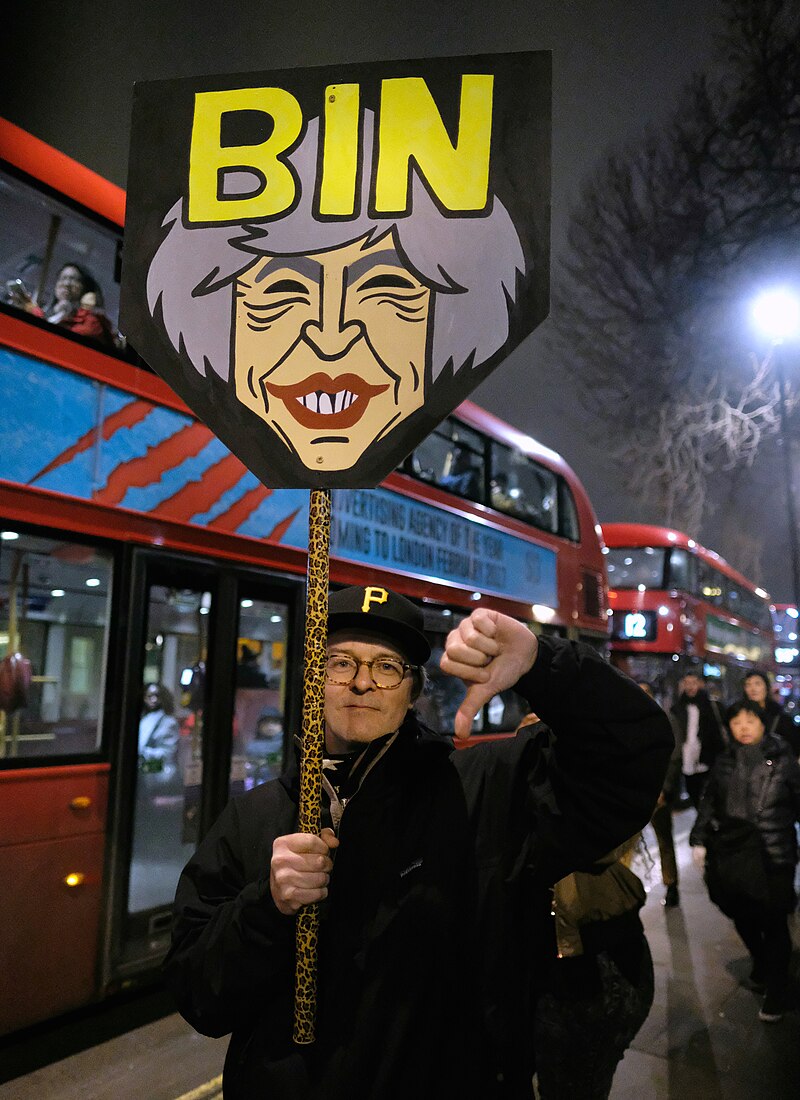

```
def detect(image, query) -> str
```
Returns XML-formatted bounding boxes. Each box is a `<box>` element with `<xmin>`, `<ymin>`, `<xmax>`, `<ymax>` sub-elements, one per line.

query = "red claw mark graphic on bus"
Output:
<box><xmin>30</xmin><ymin>399</ymin><xmax>153</xmax><ymax>484</ymax></box>
<box><xmin>8</xmin><ymin>361</ymin><xmax>308</xmax><ymax>544</ymax></box>
<box><xmin>93</xmin><ymin>422</ymin><xmax>214</xmax><ymax>507</ymax></box>
<box><xmin>262</xmin><ymin>374</ymin><xmax>390</xmax><ymax>429</ymax></box>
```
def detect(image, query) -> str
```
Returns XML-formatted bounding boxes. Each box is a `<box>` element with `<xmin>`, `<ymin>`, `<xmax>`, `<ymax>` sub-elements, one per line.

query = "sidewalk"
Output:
<box><xmin>612</xmin><ymin>810</ymin><xmax>800</xmax><ymax>1098</ymax></box>
<box><xmin>3</xmin><ymin>811</ymin><xmax>797</xmax><ymax>1099</ymax></box>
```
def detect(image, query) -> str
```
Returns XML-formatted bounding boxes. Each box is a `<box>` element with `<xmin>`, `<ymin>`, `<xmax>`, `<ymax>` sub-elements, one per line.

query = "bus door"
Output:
<box><xmin>229</xmin><ymin>584</ymin><xmax>297</xmax><ymax>800</ymax></box>
<box><xmin>108</xmin><ymin>552</ymin><xmax>215</xmax><ymax>979</ymax></box>
<box><xmin>107</xmin><ymin>551</ymin><xmax>301</xmax><ymax>986</ymax></box>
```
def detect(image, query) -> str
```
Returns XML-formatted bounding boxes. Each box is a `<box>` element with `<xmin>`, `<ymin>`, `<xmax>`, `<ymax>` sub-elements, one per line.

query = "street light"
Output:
<box><xmin>751</xmin><ymin>286</ymin><xmax>800</xmax><ymax>609</ymax></box>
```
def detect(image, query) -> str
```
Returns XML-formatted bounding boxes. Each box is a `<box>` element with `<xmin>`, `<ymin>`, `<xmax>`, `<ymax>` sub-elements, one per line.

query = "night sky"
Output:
<box><xmin>8</xmin><ymin>2</ymin><xmax>774</xmax><ymax>590</ymax></box>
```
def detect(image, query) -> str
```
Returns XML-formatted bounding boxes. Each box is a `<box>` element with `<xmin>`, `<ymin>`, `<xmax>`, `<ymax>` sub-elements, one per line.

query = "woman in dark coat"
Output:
<box><xmin>743</xmin><ymin>670</ymin><xmax>800</xmax><ymax>757</ymax></box>
<box><xmin>690</xmin><ymin>699</ymin><xmax>800</xmax><ymax>1023</ymax></box>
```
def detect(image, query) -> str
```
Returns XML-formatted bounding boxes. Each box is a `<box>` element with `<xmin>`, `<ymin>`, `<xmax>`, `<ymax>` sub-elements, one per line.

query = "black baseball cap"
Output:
<box><xmin>327</xmin><ymin>585</ymin><xmax>431</xmax><ymax>664</ymax></box>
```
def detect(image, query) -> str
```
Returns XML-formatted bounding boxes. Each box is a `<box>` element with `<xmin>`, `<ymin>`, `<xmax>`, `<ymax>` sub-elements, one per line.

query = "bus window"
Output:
<box><xmin>491</xmin><ymin>444</ymin><xmax>558</xmax><ymax>533</ymax></box>
<box><xmin>483</xmin><ymin>688</ymin><xmax>529</xmax><ymax>734</ymax></box>
<box><xmin>0</xmin><ymin>167</ymin><xmax>122</xmax><ymax>352</ymax></box>
<box><xmin>411</xmin><ymin>418</ymin><xmax>485</xmax><ymax>501</ymax></box>
<box><xmin>0</xmin><ymin>527</ymin><xmax>112</xmax><ymax>760</ymax></box>
<box><xmin>668</xmin><ymin>547</ymin><xmax>695</xmax><ymax>592</ymax></box>
<box><xmin>415</xmin><ymin>605</ymin><xmax>528</xmax><ymax>737</ymax></box>
<box><xmin>559</xmin><ymin>480</ymin><xmax>581</xmax><ymax>542</ymax></box>
<box><xmin>231</xmin><ymin>597</ymin><xmax>290</xmax><ymax>794</ymax></box>
<box><xmin>697</xmin><ymin>559</ymin><xmax>724</xmax><ymax>606</ymax></box>
<box><xmin>410</xmin><ymin>428</ymin><xmax>450</xmax><ymax>484</ymax></box>
<box><xmin>129</xmin><ymin>583</ymin><xmax>210</xmax><ymax>917</ymax></box>
<box><xmin>605</xmin><ymin>546</ymin><xmax>666</xmax><ymax>589</ymax></box>
<box><xmin>415</xmin><ymin>608</ymin><xmax>473</xmax><ymax>735</ymax></box>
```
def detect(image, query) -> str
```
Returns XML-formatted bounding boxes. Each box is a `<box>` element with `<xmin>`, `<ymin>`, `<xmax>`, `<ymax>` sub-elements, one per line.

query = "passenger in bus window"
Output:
<box><xmin>72</xmin><ymin>285</ymin><xmax>120</xmax><ymax>349</ymax></box>
<box><xmin>8</xmin><ymin>261</ymin><xmax>118</xmax><ymax>348</ymax></box>
<box><xmin>165</xmin><ymin>584</ymin><xmax>672</xmax><ymax>1099</ymax></box>
<box><xmin>490</xmin><ymin>470</ymin><xmax>516</xmax><ymax>513</ymax></box>
<box><xmin>9</xmin><ymin>262</ymin><xmax>90</xmax><ymax>324</ymax></box>
<box><xmin>743</xmin><ymin>670</ymin><xmax>800</xmax><ymax>757</ymax></box>
<box><xmin>670</xmin><ymin>671</ymin><xmax>726</xmax><ymax>810</ymax></box>
<box><xmin>440</xmin><ymin>447</ymin><xmax>480</xmax><ymax>498</ymax></box>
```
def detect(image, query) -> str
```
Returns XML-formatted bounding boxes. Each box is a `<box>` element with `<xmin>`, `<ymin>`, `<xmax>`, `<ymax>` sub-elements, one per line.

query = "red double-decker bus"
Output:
<box><xmin>602</xmin><ymin>522</ymin><xmax>775</xmax><ymax>705</ymax></box>
<box><xmin>772</xmin><ymin>603</ymin><xmax>800</xmax><ymax>716</ymax></box>
<box><xmin>0</xmin><ymin>118</ymin><xmax>609</xmax><ymax>1035</ymax></box>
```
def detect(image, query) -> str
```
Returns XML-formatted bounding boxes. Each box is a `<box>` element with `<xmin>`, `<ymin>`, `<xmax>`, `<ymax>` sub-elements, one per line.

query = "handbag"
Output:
<box><xmin>0</xmin><ymin>652</ymin><xmax>32</xmax><ymax>713</ymax></box>
<box><xmin>704</xmin><ymin>816</ymin><xmax>770</xmax><ymax>912</ymax></box>
<box><xmin>138</xmin><ymin>713</ymin><xmax>181</xmax><ymax>798</ymax></box>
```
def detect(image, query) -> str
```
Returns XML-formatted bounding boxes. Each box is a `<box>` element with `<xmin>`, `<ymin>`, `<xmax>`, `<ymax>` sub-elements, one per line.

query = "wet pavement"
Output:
<box><xmin>611</xmin><ymin>810</ymin><xmax>800</xmax><ymax>1098</ymax></box>
<box><xmin>2</xmin><ymin>810</ymin><xmax>798</xmax><ymax>1099</ymax></box>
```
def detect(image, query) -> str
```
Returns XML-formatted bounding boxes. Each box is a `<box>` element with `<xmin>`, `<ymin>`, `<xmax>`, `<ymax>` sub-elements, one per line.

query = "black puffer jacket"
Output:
<box><xmin>690</xmin><ymin>733</ymin><xmax>800</xmax><ymax>866</ymax></box>
<box><xmin>763</xmin><ymin>698</ymin><xmax>800</xmax><ymax>758</ymax></box>
<box><xmin>165</xmin><ymin>635</ymin><xmax>672</xmax><ymax>1100</ymax></box>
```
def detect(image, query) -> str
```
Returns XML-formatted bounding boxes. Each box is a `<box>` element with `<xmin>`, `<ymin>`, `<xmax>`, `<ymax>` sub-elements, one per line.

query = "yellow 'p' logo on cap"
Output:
<box><xmin>361</xmin><ymin>586</ymin><xmax>389</xmax><ymax>613</ymax></box>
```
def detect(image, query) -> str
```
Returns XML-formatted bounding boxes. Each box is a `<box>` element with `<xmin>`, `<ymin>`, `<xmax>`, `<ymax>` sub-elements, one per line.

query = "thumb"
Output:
<box><xmin>320</xmin><ymin>827</ymin><xmax>340</xmax><ymax>849</ymax></box>
<box><xmin>454</xmin><ymin>682</ymin><xmax>495</xmax><ymax>740</ymax></box>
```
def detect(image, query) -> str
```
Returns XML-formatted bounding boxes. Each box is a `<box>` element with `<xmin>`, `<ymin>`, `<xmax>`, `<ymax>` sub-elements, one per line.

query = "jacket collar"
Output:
<box><xmin>280</xmin><ymin>709</ymin><xmax>448</xmax><ymax>802</ymax></box>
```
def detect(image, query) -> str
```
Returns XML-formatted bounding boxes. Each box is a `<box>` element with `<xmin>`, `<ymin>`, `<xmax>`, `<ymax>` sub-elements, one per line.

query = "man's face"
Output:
<box><xmin>233</xmin><ymin>234</ymin><xmax>430</xmax><ymax>472</ymax></box>
<box><xmin>683</xmin><ymin>675</ymin><xmax>701</xmax><ymax>698</ymax></box>
<box><xmin>324</xmin><ymin>632</ymin><xmax>414</xmax><ymax>754</ymax></box>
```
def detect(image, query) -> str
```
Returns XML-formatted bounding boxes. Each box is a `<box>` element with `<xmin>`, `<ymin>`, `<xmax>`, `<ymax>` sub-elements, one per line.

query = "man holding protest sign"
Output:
<box><xmin>120</xmin><ymin>51</ymin><xmax>671</xmax><ymax>1096</ymax></box>
<box><xmin>165</xmin><ymin>583</ymin><xmax>672</xmax><ymax>1097</ymax></box>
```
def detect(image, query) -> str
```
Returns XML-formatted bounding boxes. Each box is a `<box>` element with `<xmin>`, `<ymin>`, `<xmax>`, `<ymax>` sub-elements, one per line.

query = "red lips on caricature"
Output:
<box><xmin>263</xmin><ymin>373</ymin><xmax>391</xmax><ymax>429</ymax></box>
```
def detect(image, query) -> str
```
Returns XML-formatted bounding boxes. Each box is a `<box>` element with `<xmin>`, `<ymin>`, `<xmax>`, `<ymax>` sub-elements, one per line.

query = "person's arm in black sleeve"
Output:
<box><xmin>442</xmin><ymin>610</ymin><xmax>673</xmax><ymax>881</ymax></box>
<box><xmin>510</xmin><ymin>634</ymin><xmax>673</xmax><ymax>877</ymax></box>
<box><xmin>163</xmin><ymin>792</ymin><xmax>295</xmax><ymax>1038</ymax></box>
<box><xmin>688</xmin><ymin>769</ymin><xmax>718</xmax><ymax>848</ymax></box>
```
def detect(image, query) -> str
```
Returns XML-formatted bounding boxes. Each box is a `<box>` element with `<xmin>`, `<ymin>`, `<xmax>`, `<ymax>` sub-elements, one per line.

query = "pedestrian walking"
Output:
<box><xmin>690</xmin><ymin>699</ymin><xmax>800</xmax><ymax>1023</ymax></box>
<box><xmin>671</xmin><ymin>671</ymin><xmax>726</xmax><ymax>809</ymax></box>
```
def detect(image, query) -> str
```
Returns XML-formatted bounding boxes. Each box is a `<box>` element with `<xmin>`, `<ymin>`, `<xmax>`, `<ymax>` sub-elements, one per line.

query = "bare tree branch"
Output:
<box><xmin>549</xmin><ymin>0</ymin><xmax>800</xmax><ymax>543</ymax></box>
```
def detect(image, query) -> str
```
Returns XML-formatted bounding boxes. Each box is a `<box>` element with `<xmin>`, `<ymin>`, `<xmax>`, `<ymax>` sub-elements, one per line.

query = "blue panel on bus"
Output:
<box><xmin>329</xmin><ymin>488</ymin><xmax>558</xmax><ymax>606</ymax></box>
<box><xmin>0</xmin><ymin>349</ymin><xmax>557</xmax><ymax>606</ymax></box>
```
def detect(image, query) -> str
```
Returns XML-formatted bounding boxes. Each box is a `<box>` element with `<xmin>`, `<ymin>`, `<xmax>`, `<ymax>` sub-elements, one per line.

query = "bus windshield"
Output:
<box><xmin>605</xmin><ymin>546</ymin><xmax>666</xmax><ymax>589</ymax></box>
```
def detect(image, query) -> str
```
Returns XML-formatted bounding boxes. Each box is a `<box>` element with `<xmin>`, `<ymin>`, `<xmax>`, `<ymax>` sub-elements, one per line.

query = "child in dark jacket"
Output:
<box><xmin>690</xmin><ymin>699</ymin><xmax>800</xmax><ymax>1022</ymax></box>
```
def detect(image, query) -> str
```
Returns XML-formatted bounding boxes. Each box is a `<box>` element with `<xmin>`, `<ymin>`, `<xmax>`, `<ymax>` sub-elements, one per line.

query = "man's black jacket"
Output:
<box><xmin>164</xmin><ymin>635</ymin><xmax>672</xmax><ymax>1099</ymax></box>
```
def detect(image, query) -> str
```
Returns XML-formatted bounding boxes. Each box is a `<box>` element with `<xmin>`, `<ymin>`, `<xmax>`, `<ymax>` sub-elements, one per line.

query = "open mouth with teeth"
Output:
<box><xmin>262</xmin><ymin>373</ymin><xmax>390</xmax><ymax>429</ymax></box>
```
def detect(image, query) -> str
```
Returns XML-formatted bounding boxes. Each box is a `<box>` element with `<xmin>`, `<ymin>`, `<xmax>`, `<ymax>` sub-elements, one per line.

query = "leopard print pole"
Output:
<box><xmin>293</xmin><ymin>487</ymin><xmax>331</xmax><ymax>1045</ymax></box>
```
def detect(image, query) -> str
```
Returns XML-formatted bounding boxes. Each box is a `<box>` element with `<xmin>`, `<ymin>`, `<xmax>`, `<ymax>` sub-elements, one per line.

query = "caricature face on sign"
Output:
<box><xmin>122</xmin><ymin>54</ymin><xmax>551</xmax><ymax>488</ymax></box>
<box><xmin>233</xmin><ymin>233</ymin><xmax>430</xmax><ymax>470</ymax></box>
